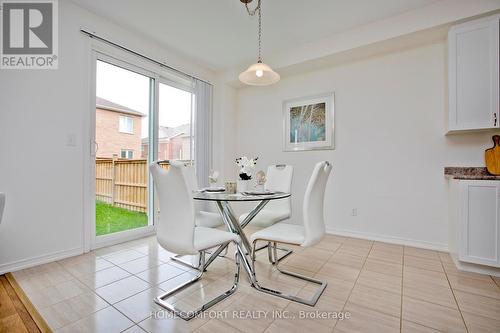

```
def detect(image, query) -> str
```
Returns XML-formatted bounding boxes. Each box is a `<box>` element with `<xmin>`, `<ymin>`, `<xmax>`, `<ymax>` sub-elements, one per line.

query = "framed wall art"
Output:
<box><xmin>283</xmin><ymin>92</ymin><xmax>335</xmax><ymax>151</ymax></box>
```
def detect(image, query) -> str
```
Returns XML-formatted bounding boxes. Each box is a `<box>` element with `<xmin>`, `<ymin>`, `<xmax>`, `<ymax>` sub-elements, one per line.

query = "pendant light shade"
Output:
<box><xmin>239</xmin><ymin>0</ymin><xmax>279</xmax><ymax>86</ymax></box>
<box><xmin>239</xmin><ymin>61</ymin><xmax>280</xmax><ymax>86</ymax></box>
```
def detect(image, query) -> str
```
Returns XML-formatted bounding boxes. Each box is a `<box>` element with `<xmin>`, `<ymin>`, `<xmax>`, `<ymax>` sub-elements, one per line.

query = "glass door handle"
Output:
<box><xmin>91</xmin><ymin>140</ymin><xmax>98</xmax><ymax>157</ymax></box>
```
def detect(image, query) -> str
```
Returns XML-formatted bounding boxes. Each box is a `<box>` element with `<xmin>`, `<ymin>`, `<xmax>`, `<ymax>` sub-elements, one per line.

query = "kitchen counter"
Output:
<box><xmin>444</xmin><ymin>167</ymin><xmax>500</xmax><ymax>180</ymax></box>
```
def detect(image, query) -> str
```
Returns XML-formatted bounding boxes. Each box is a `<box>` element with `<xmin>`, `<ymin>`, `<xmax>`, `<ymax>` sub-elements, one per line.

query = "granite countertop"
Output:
<box><xmin>444</xmin><ymin>167</ymin><xmax>500</xmax><ymax>180</ymax></box>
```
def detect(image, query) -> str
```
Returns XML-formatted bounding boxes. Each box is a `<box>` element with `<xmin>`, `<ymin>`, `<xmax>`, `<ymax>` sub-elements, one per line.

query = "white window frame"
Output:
<box><xmin>120</xmin><ymin>149</ymin><xmax>133</xmax><ymax>159</ymax></box>
<box><xmin>158</xmin><ymin>79</ymin><xmax>194</xmax><ymax>164</ymax></box>
<box><xmin>119</xmin><ymin>116</ymin><xmax>134</xmax><ymax>134</ymax></box>
<box><xmin>85</xmin><ymin>39</ymin><xmax>206</xmax><ymax>252</ymax></box>
<box><xmin>88</xmin><ymin>50</ymin><xmax>158</xmax><ymax>250</ymax></box>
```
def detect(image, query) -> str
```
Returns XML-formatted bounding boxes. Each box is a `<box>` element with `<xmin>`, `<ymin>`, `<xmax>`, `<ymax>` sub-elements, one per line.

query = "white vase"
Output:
<box><xmin>236</xmin><ymin>179</ymin><xmax>249</xmax><ymax>193</ymax></box>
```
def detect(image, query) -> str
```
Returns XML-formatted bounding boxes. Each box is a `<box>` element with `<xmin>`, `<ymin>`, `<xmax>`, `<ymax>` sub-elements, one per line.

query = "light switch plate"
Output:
<box><xmin>66</xmin><ymin>133</ymin><xmax>77</xmax><ymax>147</ymax></box>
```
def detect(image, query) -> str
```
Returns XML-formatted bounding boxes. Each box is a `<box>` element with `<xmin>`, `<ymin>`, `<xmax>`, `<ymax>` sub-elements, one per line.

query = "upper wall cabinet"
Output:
<box><xmin>448</xmin><ymin>15</ymin><xmax>499</xmax><ymax>133</ymax></box>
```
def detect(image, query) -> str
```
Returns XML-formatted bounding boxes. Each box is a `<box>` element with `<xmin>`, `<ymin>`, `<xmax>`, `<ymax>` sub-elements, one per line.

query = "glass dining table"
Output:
<box><xmin>192</xmin><ymin>190</ymin><xmax>291</xmax><ymax>278</ymax></box>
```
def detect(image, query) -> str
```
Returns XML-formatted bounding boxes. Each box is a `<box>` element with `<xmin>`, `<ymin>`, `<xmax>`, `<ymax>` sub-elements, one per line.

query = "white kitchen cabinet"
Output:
<box><xmin>448</xmin><ymin>15</ymin><xmax>499</xmax><ymax>132</ymax></box>
<box><xmin>449</xmin><ymin>180</ymin><xmax>500</xmax><ymax>268</ymax></box>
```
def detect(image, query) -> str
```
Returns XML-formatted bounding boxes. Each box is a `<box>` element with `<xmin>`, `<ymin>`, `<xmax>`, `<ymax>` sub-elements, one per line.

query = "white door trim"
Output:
<box><xmin>84</xmin><ymin>45</ymin><xmax>158</xmax><ymax>251</ymax></box>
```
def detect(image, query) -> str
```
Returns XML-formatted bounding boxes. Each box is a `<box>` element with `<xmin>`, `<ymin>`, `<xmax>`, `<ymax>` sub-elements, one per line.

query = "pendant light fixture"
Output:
<box><xmin>239</xmin><ymin>0</ymin><xmax>280</xmax><ymax>86</ymax></box>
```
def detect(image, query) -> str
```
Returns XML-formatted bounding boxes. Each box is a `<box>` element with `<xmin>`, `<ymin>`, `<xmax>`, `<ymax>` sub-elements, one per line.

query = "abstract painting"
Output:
<box><xmin>289</xmin><ymin>102</ymin><xmax>326</xmax><ymax>143</ymax></box>
<box><xmin>283</xmin><ymin>93</ymin><xmax>334</xmax><ymax>151</ymax></box>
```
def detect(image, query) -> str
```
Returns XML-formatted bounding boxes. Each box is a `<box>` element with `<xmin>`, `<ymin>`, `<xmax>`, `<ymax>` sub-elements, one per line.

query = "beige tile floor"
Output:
<box><xmin>11</xmin><ymin>229</ymin><xmax>500</xmax><ymax>333</ymax></box>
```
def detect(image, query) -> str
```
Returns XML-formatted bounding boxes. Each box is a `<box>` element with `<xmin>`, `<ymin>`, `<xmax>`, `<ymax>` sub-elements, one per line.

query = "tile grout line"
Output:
<box><xmin>401</xmin><ymin>252</ymin><xmax>477</xmax><ymax>332</ymax></box>
<box><xmin>77</xmin><ymin>270</ymin><xmax>132</xmax><ymax>293</ymax></box>
<box><xmin>258</xmin><ymin>240</ymin><xmax>343</xmax><ymax>333</ymax></box>
<box><xmin>46</xmin><ymin>263</ymin><xmax>115</xmax><ymax>331</ymax></box>
<box><xmin>294</xmin><ymin>239</ymin><xmax>346</xmax><ymax>333</ymax></box>
<box><xmin>113</xmin><ymin>240</ymin><xmax>174</xmax><ymax>331</ymax></box>
<box><xmin>353</xmin><ymin>269</ymin><xmax>403</xmax><ymax>296</ymax></box>
<box><xmin>119</xmin><ymin>284</ymin><xmax>194</xmax><ymax>331</ymax></box>
<box><xmin>313</xmin><ymin>238</ymin><xmax>344</xmax><ymax>276</ymax></box>
<box><xmin>314</xmin><ymin>239</ymin><xmax>351</xmax><ymax>333</ymax></box>
<box><xmin>399</xmin><ymin>246</ymin><xmax>404</xmax><ymax>333</ymax></box>
<box><xmin>490</xmin><ymin>275</ymin><xmax>500</xmax><ymax>290</ymax></box>
<box><xmin>56</xmin><ymin>256</ymin><xmax>152</xmax><ymax>331</ymax></box>
<box><xmin>402</xmin><ymin>254</ymin><xmax>446</xmax><ymax>274</ymax></box>
<box><xmin>403</xmin><ymin>319</ymin><xmax>448</xmax><ymax>333</ymax></box>
<box><xmin>112</xmin><ymin>304</ymin><xmax>140</xmax><ymax>331</ymax></box>
<box><xmin>53</xmin><ymin>249</ymin><xmax>159</xmax><ymax>330</ymax></box>
<box><xmin>439</xmin><ymin>254</ymin><xmax>469</xmax><ymax>333</ymax></box>
<box><xmin>406</xmin><ymin>259</ymin><xmax>500</xmax><ymax>304</ymax></box>
<box><xmin>93</xmin><ymin>244</ymin><xmax>171</xmax><ymax>329</ymax></box>
<box><xmin>331</xmin><ymin>240</ymin><xmax>374</xmax><ymax>332</ymax></box>
<box><xmin>15</xmin><ymin>239</ymin><xmax>156</xmax><ymax>332</ymax></box>
<box><xmin>396</xmin><ymin>249</ymin><xmax>453</xmax><ymax>333</ymax></box>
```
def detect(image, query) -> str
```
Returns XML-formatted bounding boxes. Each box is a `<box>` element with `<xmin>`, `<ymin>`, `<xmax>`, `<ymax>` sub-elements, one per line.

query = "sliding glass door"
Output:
<box><xmin>89</xmin><ymin>49</ymin><xmax>209</xmax><ymax>249</ymax></box>
<box><xmin>157</xmin><ymin>81</ymin><xmax>194</xmax><ymax>164</ymax></box>
<box><xmin>94</xmin><ymin>58</ymin><xmax>155</xmax><ymax>239</ymax></box>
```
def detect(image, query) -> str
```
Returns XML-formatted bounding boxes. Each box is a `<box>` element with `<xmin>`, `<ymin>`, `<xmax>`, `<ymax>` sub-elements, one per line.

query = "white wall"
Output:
<box><xmin>0</xmin><ymin>1</ymin><xmax>229</xmax><ymax>273</ymax></box>
<box><xmin>235</xmin><ymin>41</ymin><xmax>498</xmax><ymax>250</ymax></box>
<box><xmin>212</xmin><ymin>77</ymin><xmax>238</xmax><ymax>181</ymax></box>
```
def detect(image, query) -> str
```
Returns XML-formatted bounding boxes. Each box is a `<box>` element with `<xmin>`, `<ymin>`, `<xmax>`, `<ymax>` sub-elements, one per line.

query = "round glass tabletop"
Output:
<box><xmin>192</xmin><ymin>191</ymin><xmax>291</xmax><ymax>202</ymax></box>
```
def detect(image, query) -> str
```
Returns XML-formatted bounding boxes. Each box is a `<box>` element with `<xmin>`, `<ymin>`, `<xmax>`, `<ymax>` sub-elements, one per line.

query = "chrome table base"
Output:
<box><xmin>158</xmin><ymin>198</ymin><xmax>326</xmax><ymax>320</ymax></box>
<box><xmin>214</xmin><ymin>201</ymin><xmax>327</xmax><ymax>306</ymax></box>
<box><xmin>155</xmin><ymin>248</ymin><xmax>241</xmax><ymax>320</ymax></box>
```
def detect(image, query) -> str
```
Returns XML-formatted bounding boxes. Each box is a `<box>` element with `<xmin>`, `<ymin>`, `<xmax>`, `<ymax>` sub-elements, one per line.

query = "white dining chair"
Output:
<box><xmin>249</xmin><ymin>161</ymin><xmax>332</xmax><ymax>306</ymax></box>
<box><xmin>183</xmin><ymin>165</ymin><xmax>224</xmax><ymax>228</ymax></box>
<box><xmin>170</xmin><ymin>164</ymin><xmax>226</xmax><ymax>269</ymax></box>
<box><xmin>150</xmin><ymin>161</ymin><xmax>241</xmax><ymax>320</ymax></box>
<box><xmin>0</xmin><ymin>193</ymin><xmax>5</xmax><ymax>224</ymax></box>
<box><xmin>239</xmin><ymin>164</ymin><xmax>293</xmax><ymax>262</ymax></box>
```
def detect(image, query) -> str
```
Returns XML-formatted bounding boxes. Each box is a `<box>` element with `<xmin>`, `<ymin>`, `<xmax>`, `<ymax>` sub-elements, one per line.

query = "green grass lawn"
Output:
<box><xmin>95</xmin><ymin>200</ymin><xmax>148</xmax><ymax>236</ymax></box>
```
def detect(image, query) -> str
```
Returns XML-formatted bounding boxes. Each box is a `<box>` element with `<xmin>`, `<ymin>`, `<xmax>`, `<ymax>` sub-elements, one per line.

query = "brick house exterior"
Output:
<box><xmin>95</xmin><ymin>97</ymin><xmax>145</xmax><ymax>159</ymax></box>
<box><xmin>141</xmin><ymin>124</ymin><xmax>192</xmax><ymax>161</ymax></box>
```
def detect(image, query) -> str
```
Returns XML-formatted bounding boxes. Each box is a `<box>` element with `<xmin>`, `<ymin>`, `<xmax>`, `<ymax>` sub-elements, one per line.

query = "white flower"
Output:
<box><xmin>208</xmin><ymin>170</ymin><xmax>219</xmax><ymax>184</ymax></box>
<box><xmin>236</xmin><ymin>156</ymin><xmax>258</xmax><ymax>180</ymax></box>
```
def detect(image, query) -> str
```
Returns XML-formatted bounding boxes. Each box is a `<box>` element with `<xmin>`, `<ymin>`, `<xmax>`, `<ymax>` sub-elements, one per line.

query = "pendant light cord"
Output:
<box><xmin>245</xmin><ymin>0</ymin><xmax>263</xmax><ymax>63</ymax></box>
<box><xmin>258</xmin><ymin>5</ymin><xmax>262</xmax><ymax>62</ymax></box>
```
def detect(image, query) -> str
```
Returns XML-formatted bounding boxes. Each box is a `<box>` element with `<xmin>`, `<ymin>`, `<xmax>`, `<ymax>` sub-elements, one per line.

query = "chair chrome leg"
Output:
<box><xmin>155</xmin><ymin>247</ymin><xmax>241</xmax><ymax>321</ymax></box>
<box><xmin>251</xmin><ymin>240</ymin><xmax>327</xmax><ymax>307</ymax></box>
<box><xmin>206</xmin><ymin>245</ymin><xmax>228</xmax><ymax>257</ymax></box>
<box><xmin>254</xmin><ymin>242</ymin><xmax>293</xmax><ymax>264</ymax></box>
<box><xmin>171</xmin><ymin>253</ymin><xmax>202</xmax><ymax>270</ymax></box>
<box><xmin>172</xmin><ymin>243</ymin><xmax>230</xmax><ymax>270</ymax></box>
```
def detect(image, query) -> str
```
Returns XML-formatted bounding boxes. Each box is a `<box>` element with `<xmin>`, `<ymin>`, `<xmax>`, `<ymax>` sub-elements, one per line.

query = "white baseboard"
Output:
<box><xmin>326</xmin><ymin>228</ymin><xmax>449</xmax><ymax>252</ymax></box>
<box><xmin>93</xmin><ymin>228</ymin><xmax>155</xmax><ymax>249</ymax></box>
<box><xmin>449</xmin><ymin>253</ymin><xmax>500</xmax><ymax>277</ymax></box>
<box><xmin>0</xmin><ymin>229</ymin><xmax>450</xmax><ymax>275</ymax></box>
<box><xmin>0</xmin><ymin>229</ymin><xmax>155</xmax><ymax>274</ymax></box>
<box><xmin>0</xmin><ymin>247</ymin><xmax>83</xmax><ymax>275</ymax></box>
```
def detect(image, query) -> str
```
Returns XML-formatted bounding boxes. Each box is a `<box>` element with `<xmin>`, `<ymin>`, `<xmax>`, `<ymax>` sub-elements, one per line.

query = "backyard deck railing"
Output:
<box><xmin>95</xmin><ymin>158</ymin><xmax>172</xmax><ymax>213</ymax></box>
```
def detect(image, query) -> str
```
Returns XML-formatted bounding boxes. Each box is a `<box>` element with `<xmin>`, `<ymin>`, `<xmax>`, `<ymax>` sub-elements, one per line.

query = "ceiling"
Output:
<box><xmin>72</xmin><ymin>0</ymin><xmax>440</xmax><ymax>72</ymax></box>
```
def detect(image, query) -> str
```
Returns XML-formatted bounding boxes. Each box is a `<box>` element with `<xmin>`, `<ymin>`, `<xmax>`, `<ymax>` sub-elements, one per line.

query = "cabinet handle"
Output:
<box><xmin>495</xmin><ymin>113</ymin><xmax>498</xmax><ymax>127</ymax></box>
